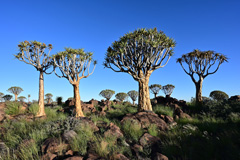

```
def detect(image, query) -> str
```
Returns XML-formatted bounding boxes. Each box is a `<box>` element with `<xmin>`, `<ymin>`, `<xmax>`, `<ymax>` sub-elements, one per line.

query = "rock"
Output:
<box><xmin>121</xmin><ymin>111</ymin><xmax>168</xmax><ymax>131</ymax></box>
<box><xmin>95</xmin><ymin>121</ymin><xmax>108</xmax><ymax>128</ymax></box>
<box><xmin>65</xmin><ymin>150</ymin><xmax>74</xmax><ymax>156</ymax></box>
<box><xmin>86</xmin><ymin>152</ymin><xmax>100</xmax><ymax>160</ymax></box>
<box><xmin>62</xmin><ymin>130</ymin><xmax>77</xmax><ymax>142</ymax></box>
<box><xmin>139</xmin><ymin>133</ymin><xmax>161</xmax><ymax>147</ymax></box>
<box><xmin>173</xmin><ymin>105</ymin><xmax>191</xmax><ymax>120</ymax></box>
<box><xmin>153</xmin><ymin>153</ymin><xmax>169</xmax><ymax>160</ymax></box>
<box><xmin>0</xmin><ymin>114</ymin><xmax>5</xmax><ymax>122</ymax></box>
<box><xmin>82</xmin><ymin>103</ymin><xmax>96</xmax><ymax>114</ymax></box>
<box><xmin>76</xmin><ymin>117</ymin><xmax>99</xmax><ymax>132</ymax></box>
<box><xmin>42</xmin><ymin>137</ymin><xmax>69</xmax><ymax>154</ymax></box>
<box><xmin>63</xmin><ymin>156</ymin><xmax>84</xmax><ymax>160</ymax></box>
<box><xmin>88</xmin><ymin>99</ymin><xmax>99</xmax><ymax>106</ymax></box>
<box><xmin>164</xmin><ymin>115</ymin><xmax>174</xmax><ymax>124</ymax></box>
<box><xmin>229</xmin><ymin>95</ymin><xmax>240</xmax><ymax>102</ymax></box>
<box><xmin>0</xmin><ymin>142</ymin><xmax>8</xmax><ymax>155</ymax></box>
<box><xmin>104</xmin><ymin>122</ymin><xmax>123</xmax><ymax>139</ymax></box>
<box><xmin>113</xmin><ymin>153</ymin><xmax>129</xmax><ymax>160</ymax></box>
<box><xmin>132</xmin><ymin>144</ymin><xmax>143</xmax><ymax>153</ymax></box>
<box><xmin>41</xmin><ymin>152</ymin><xmax>57</xmax><ymax>160</ymax></box>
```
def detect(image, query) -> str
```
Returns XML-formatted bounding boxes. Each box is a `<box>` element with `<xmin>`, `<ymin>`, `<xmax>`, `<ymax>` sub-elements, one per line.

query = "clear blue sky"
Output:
<box><xmin>0</xmin><ymin>0</ymin><xmax>239</xmax><ymax>102</ymax></box>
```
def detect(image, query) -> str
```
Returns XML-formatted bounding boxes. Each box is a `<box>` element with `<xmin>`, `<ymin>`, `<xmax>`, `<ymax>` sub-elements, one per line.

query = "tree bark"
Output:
<box><xmin>195</xmin><ymin>77</ymin><xmax>203</xmax><ymax>104</ymax></box>
<box><xmin>154</xmin><ymin>93</ymin><xmax>157</xmax><ymax>99</ymax></box>
<box><xmin>36</xmin><ymin>71</ymin><xmax>46</xmax><ymax>117</ymax></box>
<box><xmin>132</xmin><ymin>100</ymin><xmax>135</xmax><ymax>106</ymax></box>
<box><xmin>138</xmin><ymin>71</ymin><xmax>152</xmax><ymax>111</ymax></box>
<box><xmin>14</xmin><ymin>94</ymin><xmax>18</xmax><ymax>101</ymax></box>
<box><xmin>73</xmin><ymin>84</ymin><xmax>85</xmax><ymax>117</ymax></box>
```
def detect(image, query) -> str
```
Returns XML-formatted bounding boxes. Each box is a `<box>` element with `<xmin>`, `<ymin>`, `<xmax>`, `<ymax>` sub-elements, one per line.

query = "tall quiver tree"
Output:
<box><xmin>149</xmin><ymin>84</ymin><xmax>162</xmax><ymax>98</ymax></box>
<box><xmin>45</xmin><ymin>93</ymin><xmax>53</xmax><ymax>104</ymax></box>
<box><xmin>99</xmin><ymin>89</ymin><xmax>115</xmax><ymax>111</ymax></box>
<box><xmin>104</xmin><ymin>28</ymin><xmax>176</xmax><ymax>111</ymax></box>
<box><xmin>177</xmin><ymin>50</ymin><xmax>227</xmax><ymax>104</ymax></box>
<box><xmin>127</xmin><ymin>90</ymin><xmax>138</xmax><ymax>105</ymax></box>
<box><xmin>53</xmin><ymin>48</ymin><xmax>96</xmax><ymax>117</ymax></box>
<box><xmin>162</xmin><ymin>84</ymin><xmax>175</xmax><ymax>98</ymax></box>
<box><xmin>15</xmin><ymin>41</ymin><xmax>53</xmax><ymax>117</ymax></box>
<box><xmin>7</xmin><ymin>86</ymin><xmax>23</xmax><ymax>101</ymax></box>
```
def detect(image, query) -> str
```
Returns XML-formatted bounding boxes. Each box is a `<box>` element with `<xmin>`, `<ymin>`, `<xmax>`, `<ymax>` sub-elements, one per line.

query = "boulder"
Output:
<box><xmin>228</xmin><ymin>95</ymin><xmax>240</xmax><ymax>102</ymax></box>
<box><xmin>153</xmin><ymin>153</ymin><xmax>169</xmax><ymax>160</ymax></box>
<box><xmin>113</xmin><ymin>154</ymin><xmax>129</xmax><ymax>160</ymax></box>
<box><xmin>41</xmin><ymin>153</ymin><xmax>57</xmax><ymax>160</ymax></box>
<box><xmin>173</xmin><ymin>105</ymin><xmax>191</xmax><ymax>120</ymax></box>
<box><xmin>82</xmin><ymin>103</ymin><xmax>96</xmax><ymax>114</ymax></box>
<box><xmin>104</xmin><ymin>122</ymin><xmax>123</xmax><ymax>139</ymax></box>
<box><xmin>62</xmin><ymin>130</ymin><xmax>77</xmax><ymax>142</ymax></box>
<box><xmin>42</xmin><ymin>137</ymin><xmax>69</xmax><ymax>154</ymax></box>
<box><xmin>63</xmin><ymin>156</ymin><xmax>84</xmax><ymax>160</ymax></box>
<box><xmin>139</xmin><ymin>133</ymin><xmax>161</xmax><ymax>147</ymax></box>
<box><xmin>121</xmin><ymin>111</ymin><xmax>168</xmax><ymax>131</ymax></box>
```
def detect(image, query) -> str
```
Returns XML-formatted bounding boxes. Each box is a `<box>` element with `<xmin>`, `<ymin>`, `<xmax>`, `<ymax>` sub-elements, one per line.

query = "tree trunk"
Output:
<box><xmin>154</xmin><ymin>93</ymin><xmax>157</xmax><ymax>99</ymax></box>
<box><xmin>47</xmin><ymin>99</ymin><xmax>50</xmax><ymax>104</ymax></box>
<box><xmin>195</xmin><ymin>77</ymin><xmax>203</xmax><ymax>104</ymax></box>
<box><xmin>138</xmin><ymin>71</ymin><xmax>152</xmax><ymax>111</ymax></box>
<box><xmin>133</xmin><ymin>100</ymin><xmax>135</xmax><ymax>106</ymax></box>
<box><xmin>73</xmin><ymin>84</ymin><xmax>85</xmax><ymax>117</ymax></box>
<box><xmin>14</xmin><ymin>94</ymin><xmax>18</xmax><ymax>101</ymax></box>
<box><xmin>36</xmin><ymin>71</ymin><xmax>46</xmax><ymax>117</ymax></box>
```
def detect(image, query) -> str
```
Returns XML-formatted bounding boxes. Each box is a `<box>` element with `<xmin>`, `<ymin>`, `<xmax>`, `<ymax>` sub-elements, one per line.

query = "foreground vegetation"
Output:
<box><xmin>0</xmin><ymin>99</ymin><xmax>239</xmax><ymax>160</ymax></box>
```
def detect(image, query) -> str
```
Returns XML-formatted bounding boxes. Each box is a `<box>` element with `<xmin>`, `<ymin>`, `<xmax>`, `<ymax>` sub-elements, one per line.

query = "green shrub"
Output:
<box><xmin>153</xmin><ymin>105</ymin><xmax>173</xmax><ymax>117</ymax></box>
<box><xmin>5</xmin><ymin>102</ymin><xmax>24</xmax><ymax>115</ymax></box>
<box><xmin>148</xmin><ymin>124</ymin><xmax>158</xmax><ymax>137</ymax></box>
<box><xmin>209</xmin><ymin>90</ymin><xmax>229</xmax><ymax>102</ymax></box>
<box><xmin>28</xmin><ymin>103</ymin><xmax>39</xmax><ymax>115</ymax></box>
<box><xmin>17</xmin><ymin>140</ymin><xmax>40</xmax><ymax>160</ymax></box>
<box><xmin>122</xmin><ymin>120</ymin><xmax>143</xmax><ymax>143</ymax></box>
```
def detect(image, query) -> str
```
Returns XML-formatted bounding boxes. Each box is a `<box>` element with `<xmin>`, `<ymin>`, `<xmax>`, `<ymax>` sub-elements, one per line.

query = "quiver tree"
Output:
<box><xmin>115</xmin><ymin>92</ymin><xmax>128</xmax><ymax>103</ymax></box>
<box><xmin>3</xmin><ymin>95</ymin><xmax>12</xmax><ymax>101</ymax></box>
<box><xmin>210</xmin><ymin>90</ymin><xmax>229</xmax><ymax>102</ymax></box>
<box><xmin>18</xmin><ymin>96</ymin><xmax>26</xmax><ymax>102</ymax></box>
<box><xmin>127</xmin><ymin>90</ymin><xmax>138</xmax><ymax>105</ymax></box>
<box><xmin>28</xmin><ymin>94</ymin><xmax>31</xmax><ymax>104</ymax></box>
<box><xmin>104</xmin><ymin>28</ymin><xmax>176</xmax><ymax>111</ymax></box>
<box><xmin>99</xmin><ymin>89</ymin><xmax>115</xmax><ymax>111</ymax></box>
<box><xmin>149</xmin><ymin>84</ymin><xmax>162</xmax><ymax>98</ymax></box>
<box><xmin>15</xmin><ymin>41</ymin><xmax>53</xmax><ymax>117</ymax></box>
<box><xmin>0</xmin><ymin>92</ymin><xmax>4</xmax><ymax>102</ymax></box>
<box><xmin>45</xmin><ymin>93</ymin><xmax>53</xmax><ymax>104</ymax></box>
<box><xmin>7</xmin><ymin>86</ymin><xmax>23</xmax><ymax>101</ymax></box>
<box><xmin>162</xmin><ymin>84</ymin><xmax>175</xmax><ymax>98</ymax></box>
<box><xmin>53</xmin><ymin>48</ymin><xmax>96</xmax><ymax>117</ymax></box>
<box><xmin>177</xmin><ymin>50</ymin><xmax>228</xmax><ymax>104</ymax></box>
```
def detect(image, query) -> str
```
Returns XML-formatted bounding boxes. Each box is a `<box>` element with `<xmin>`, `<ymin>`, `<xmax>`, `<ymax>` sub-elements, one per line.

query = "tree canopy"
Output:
<box><xmin>149</xmin><ymin>84</ymin><xmax>162</xmax><ymax>98</ymax></box>
<box><xmin>3</xmin><ymin>95</ymin><xmax>12</xmax><ymax>101</ymax></box>
<box><xmin>7</xmin><ymin>86</ymin><xmax>23</xmax><ymax>95</ymax></box>
<box><xmin>115</xmin><ymin>92</ymin><xmax>128</xmax><ymax>102</ymax></box>
<box><xmin>18</xmin><ymin>96</ymin><xmax>26</xmax><ymax>102</ymax></box>
<box><xmin>99</xmin><ymin>89</ymin><xmax>115</xmax><ymax>100</ymax></box>
<box><xmin>127</xmin><ymin>90</ymin><xmax>138</xmax><ymax>103</ymax></box>
<box><xmin>210</xmin><ymin>90</ymin><xmax>229</xmax><ymax>102</ymax></box>
<box><xmin>104</xmin><ymin>28</ymin><xmax>176</xmax><ymax>80</ymax></box>
<box><xmin>162</xmin><ymin>84</ymin><xmax>175</xmax><ymax>97</ymax></box>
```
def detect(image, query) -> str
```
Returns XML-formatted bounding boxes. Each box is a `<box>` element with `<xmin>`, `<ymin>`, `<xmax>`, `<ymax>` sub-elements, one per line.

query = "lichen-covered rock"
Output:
<box><xmin>121</xmin><ymin>111</ymin><xmax>168</xmax><ymax>131</ymax></box>
<box><xmin>104</xmin><ymin>122</ymin><xmax>123</xmax><ymax>139</ymax></box>
<box><xmin>62</xmin><ymin>130</ymin><xmax>77</xmax><ymax>142</ymax></box>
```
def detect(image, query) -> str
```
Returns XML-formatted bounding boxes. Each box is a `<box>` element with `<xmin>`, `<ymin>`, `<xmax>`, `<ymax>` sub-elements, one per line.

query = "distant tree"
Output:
<box><xmin>209</xmin><ymin>90</ymin><xmax>229</xmax><ymax>102</ymax></box>
<box><xmin>7</xmin><ymin>86</ymin><xmax>23</xmax><ymax>101</ymax></box>
<box><xmin>104</xmin><ymin>28</ymin><xmax>176</xmax><ymax>111</ymax></box>
<box><xmin>15</xmin><ymin>40</ymin><xmax>53</xmax><ymax>117</ymax></box>
<box><xmin>3</xmin><ymin>95</ymin><xmax>12</xmax><ymax>101</ymax></box>
<box><xmin>162</xmin><ymin>84</ymin><xmax>175</xmax><ymax>98</ymax></box>
<box><xmin>149</xmin><ymin>84</ymin><xmax>162</xmax><ymax>98</ymax></box>
<box><xmin>18</xmin><ymin>96</ymin><xmax>26</xmax><ymax>102</ymax></box>
<box><xmin>45</xmin><ymin>93</ymin><xmax>53</xmax><ymax>104</ymax></box>
<box><xmin>115</xmin><ymin>92</ymin><xmax>128</xmax><ymax>102</ymax></box>
<box><xmin>99</xmin><ymin>89</ymin><xmax>115</xmax><ymax>111</ymax></box>
<box><xmin>0</xmin><ymin>92</ymin><xmax>4</xmax><ymax>102</ymax></box>
<box><xmin>53</xmin><ymin>48</ymin><xmax>96</xmax><ymax>117</ymax></box>
<box><xmin>177</xmin><ymin>50</ymin><xmax>227</xmax><ymax>104</ymax></box>
<box><xmin>56</xmin><ymin>97</ymin><xmax>63</xmax><ymax>105</ymax></box>
<box><xmin>127</xmin><ymin>90</ymin><xmax>138</xmax><ymax>105</ymax></box>
<box><xmin>28</xmin><ymin>94</ymin><xmax>31</xmax><ymax>104</ymax></box>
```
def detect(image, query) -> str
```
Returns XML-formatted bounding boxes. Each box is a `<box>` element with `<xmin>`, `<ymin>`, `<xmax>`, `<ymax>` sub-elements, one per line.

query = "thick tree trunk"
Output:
<box><xmin>154</xmin><ymin>93</ymin><xmax>157</xmax><ymax>99</ymax></box>
<box><xmin>14</xmin><ymin>94</ymin><xmax>18</xmax><ymax>101</ymax></box>
<box><xmin>133</xmin><ymin>100</ymin><xmax>135</xmax><ymax>106</ymax></box>
<box><xmin>73</xmin><ymin>84</ymin><xmax>85</xmax><ymax>117</ymax></box>
<box><xmin>138</xmin><ymin>71</ymin><xmax>152</xmax><ymax>111</ymax></box>
<box><xmin>195</xmin><ymin>77</ymin><xmax>203</xmax><ymax>104</ymax></box>
<box><xmin>47</xmin><ymin>99</ymin><xmax>51</xmax><ymax>104</ymax></box>
<box><xmin>36</xmin><ymin>71</ymin><xmax>46</xmax><ymax>117</ymax></box>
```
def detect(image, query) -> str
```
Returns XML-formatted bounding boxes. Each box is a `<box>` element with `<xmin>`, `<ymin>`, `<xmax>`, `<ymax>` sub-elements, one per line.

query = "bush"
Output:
<box><xmin>209</xmin><ymin>90</ymin><xmax>229</xmax><ymax>102</ymax></box>
<box><xmin>28</xmin><ymin>103</ymin><xmax>39</xmax><ymax>115</ymax></box>
<box><xmin>5</xmin><ymin>102</ymin><xmax>24</xmax><ymax>115</ymax></box>
<box><xmin>153</xmin><ymin>105</ymin><xmax>173</xmax><ymax>117</ymax></box>
<box><xmin>122</xmin><ymin>120</ymin><xmax>143</xmax><ymax>143</ymax></box>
